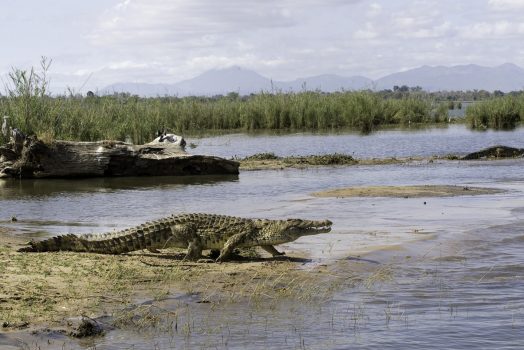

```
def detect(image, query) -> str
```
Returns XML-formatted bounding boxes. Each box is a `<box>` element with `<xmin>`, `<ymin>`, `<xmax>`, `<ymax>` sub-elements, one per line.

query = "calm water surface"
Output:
<box><xmin>191</xmin><ymin>124</ymin><xmax>524</xmax><ymax>159</ymax></box>
<box><xmin>0</xmin><ymin>127</ymin><xmax>523</xmax><ymax>349</ymax></box>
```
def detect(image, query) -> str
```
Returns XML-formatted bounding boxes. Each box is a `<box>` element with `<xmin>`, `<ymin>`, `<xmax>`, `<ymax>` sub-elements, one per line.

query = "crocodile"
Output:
<box><xmin>18</xmin><ymin>213</ymin><xmax>332</xmax><ymax>262</ymax></box>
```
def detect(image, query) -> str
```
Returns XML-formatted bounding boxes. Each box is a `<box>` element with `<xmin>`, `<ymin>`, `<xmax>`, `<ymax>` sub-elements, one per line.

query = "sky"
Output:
<box><xmin>1</xmin><ymin>0</ymin><xmax>524</xmax><ymax>94</ymax></box>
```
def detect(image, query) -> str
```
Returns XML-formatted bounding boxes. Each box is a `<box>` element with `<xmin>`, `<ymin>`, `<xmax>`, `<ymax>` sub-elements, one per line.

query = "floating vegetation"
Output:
<box><xmin>239</xmin><ymin>153</ymin><xmax>357</xmax><ymax>170</ymax></box>
<box><xmin>242</xmin><ymin>152</ymin><xmax>280</xmax><ymax>161</ymax></box>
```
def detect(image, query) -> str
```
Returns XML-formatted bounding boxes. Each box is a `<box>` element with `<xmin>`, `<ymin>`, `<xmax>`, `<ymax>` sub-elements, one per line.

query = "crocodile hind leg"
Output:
<box><xmin>169</xmin><ymin>223</ymin><xmax>203</xmax><ymax>261</ymax></box>
<box><xmin>185</xmin><ymin>238</ymin><xmax>204</xmax><ymax>260</ymax></box>
<box><xmin>260</xmin><ymin>245</ymin><xmax>285</xmax><ymax>257</ymax></box>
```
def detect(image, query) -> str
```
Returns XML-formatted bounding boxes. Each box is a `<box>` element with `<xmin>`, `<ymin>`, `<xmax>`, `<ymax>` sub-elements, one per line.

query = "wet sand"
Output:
<box><xmin>312</xmin><ymin>185</ymin><xmax>504</xmax><ymax>198</ymax></box>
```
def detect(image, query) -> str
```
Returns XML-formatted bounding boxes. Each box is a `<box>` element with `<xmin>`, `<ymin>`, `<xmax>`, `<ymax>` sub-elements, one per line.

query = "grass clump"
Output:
<box><xmin>242</xmin><ymin>152</ymin><xmax>280</xmax><ymax>161</ymax></box>
<box><xmin>287</xmin><ymin>153</ymin><xmax>356</xmax><ymax>165</ymax></box>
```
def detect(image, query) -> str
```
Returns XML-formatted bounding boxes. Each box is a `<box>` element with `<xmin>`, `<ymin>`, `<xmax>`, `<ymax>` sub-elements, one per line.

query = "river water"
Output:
<box><xmin>193</xmin><ymin>124</ymin><xmax>524</xmax><ymax>159</ymax></box>
<box><xmin>0</xmin><ymin>125</ymin><xmax>523</xmax><ymax>349</ymax></box>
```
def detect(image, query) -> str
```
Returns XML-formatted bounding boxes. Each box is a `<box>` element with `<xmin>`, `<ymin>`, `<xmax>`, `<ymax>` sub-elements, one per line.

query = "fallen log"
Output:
<box><xmin>0</xmin><ymin>137</ymin><xmax>239</xmax><ymax>178</ymax></box>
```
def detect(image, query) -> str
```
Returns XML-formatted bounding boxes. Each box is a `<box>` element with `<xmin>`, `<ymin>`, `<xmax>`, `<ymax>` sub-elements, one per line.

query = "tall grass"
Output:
<box><xmin>1</xmin><ymin>60</ymin><xmax>450</xmax><ymax>143</ymax></box>
<box><xmin>465</xmin><ymin>94</ymin><xmax>524</xmax><ymax>130</ymax></box>
<box><xmin>1</xmin><ymin>92</ymin><xmax>446</xmax><ymax>143</ymax></box>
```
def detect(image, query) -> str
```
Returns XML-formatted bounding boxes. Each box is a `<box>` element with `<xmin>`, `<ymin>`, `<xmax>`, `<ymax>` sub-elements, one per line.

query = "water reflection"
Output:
<box><xmin>0</xmin><ymin>174</ymin><xmax>238</xmax><ymax>199</ymax></box>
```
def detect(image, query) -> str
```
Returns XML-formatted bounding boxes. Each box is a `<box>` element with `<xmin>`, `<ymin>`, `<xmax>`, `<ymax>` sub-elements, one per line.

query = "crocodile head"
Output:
<box><xmin>255</xmin><ymin>218</ymin><xmax>332</xmax><ymax>245</ymax></box>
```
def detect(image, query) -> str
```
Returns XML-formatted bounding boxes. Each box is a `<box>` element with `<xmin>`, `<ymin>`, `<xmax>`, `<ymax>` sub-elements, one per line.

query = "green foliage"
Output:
<box><xmin>465</xmin><ymin>94</ymin><xmax>523</xmax><ymax>129</ymax></box>
<box><xmin>1</xmin><ymin>88</ymin><xmax>442</xmax><ymax>142</ymax></box>
<box><xmin>2</xmin><ymin>57</ymin><xmax>55</xmax><ymax>141</ymax></box>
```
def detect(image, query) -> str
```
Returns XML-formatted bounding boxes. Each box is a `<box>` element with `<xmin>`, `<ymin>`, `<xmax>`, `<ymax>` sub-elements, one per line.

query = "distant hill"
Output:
<box><xmin>103</xmin><ymin>67</ymin><xmax>373</xmax><ymax>97</ymax></box>
<box><xmin>174</xmin><ymin>66</ymin><xmax>272</xmax><ymax>96</ymax></box>
<box><xmin>103</xmin><ymin>63</ymin><xmax>524</xmax><ymax>96</ymax></box>
<box><xmin>274</xmin><ymin>74</ymin><xmax>373</xmax><ymax>92</ymax></box>
<box><xmin>103</xmin><ymin>82</ymin><xmax>183</xmax><ymax>96</ymax></box>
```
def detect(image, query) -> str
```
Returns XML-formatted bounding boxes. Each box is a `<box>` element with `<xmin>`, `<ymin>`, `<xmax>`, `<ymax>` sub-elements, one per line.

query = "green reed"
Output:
<box><xmin>0</xmin><ymin>91</ymin><xmax>446</xmax><ymax>143</ymax></box>
<box><xmin>465</xmin><ymin>94</ymin><xmax>524</xmax><ymax>130</ymax></box>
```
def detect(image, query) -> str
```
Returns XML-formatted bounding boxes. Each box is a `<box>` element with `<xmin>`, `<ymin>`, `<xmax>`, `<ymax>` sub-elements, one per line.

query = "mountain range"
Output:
<box><xmin>103</xmin><ymin>63</ymin><xmax>524</xmax><ymax>97</ymax></box>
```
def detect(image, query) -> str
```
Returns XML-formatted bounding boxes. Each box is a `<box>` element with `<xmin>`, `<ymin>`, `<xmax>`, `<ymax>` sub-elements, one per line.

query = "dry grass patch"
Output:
<box><xmin>0</xmin><ymin>234</ymin><xmax>365</xmax><ymax>333</ymax></box>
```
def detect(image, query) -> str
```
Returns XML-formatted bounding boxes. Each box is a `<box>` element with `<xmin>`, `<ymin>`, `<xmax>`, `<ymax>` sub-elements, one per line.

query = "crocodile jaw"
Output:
<box><xmin>287</xmin><ymin>219</ymin><xmax>332</xmax><ymax>236</ymax></box>
<box><xmin>260</xmin><ymin>219</ymin><xmax>332</xmax><ymax>245</ymax></box>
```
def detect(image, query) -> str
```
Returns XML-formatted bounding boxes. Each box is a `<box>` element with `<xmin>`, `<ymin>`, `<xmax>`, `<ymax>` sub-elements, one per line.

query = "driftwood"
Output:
<box><xmin>0</xmin><ymin>137</ymin><xmax>238</xmax><ymax>178</ymax></box>
<box><xmin>461</xmin><ymin>145</ymin><xmax>524</xmax><ymax>160</ymax></box>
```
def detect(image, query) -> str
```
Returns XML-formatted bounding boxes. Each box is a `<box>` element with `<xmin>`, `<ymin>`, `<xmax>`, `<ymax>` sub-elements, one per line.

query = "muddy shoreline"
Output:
<box><xmin>0</xmin><ymin>231</ymin><xmax>373</xmax><ymax>340</ymax></box>
<box><xmin>238</xmin><ymin>145</ymin><xmax>524</xmax><ymax>170</ymax></box>
<box><xmin>0</xmin><ymin>180</ymin><xmax>504</xmax><ymax>339</ymax></box>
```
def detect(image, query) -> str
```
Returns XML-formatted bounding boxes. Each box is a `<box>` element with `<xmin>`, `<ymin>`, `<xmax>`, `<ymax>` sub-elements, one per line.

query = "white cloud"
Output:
<box><xmin>108</xmin><ymin>61</ymin><xmax>152</xmax><ymax>70</ymax></box>
<box><xmin>114</xmin><ymin>0</ymin><xmax>131</xmax><ymax>11</ymax></box>
<box><xmin>353</xmin><ymin>23</ymin><xmax>379</xmax><ymax>39</ymax></box>
<box><xmin>367</xmin><ymin>3</ymin><xmax>382</xmax><ymax>17</ymax></box>
<box><xmin>91</xmin><ymin>0</ymin><xmax>321</xmax><ymax>47</ymax></box>
<box><xmin>488</xmin><ymin>0</ymin><xmax>524</xmax><ymax>10</ymax></box>
<box><xmin>5</xmin><ymin>0</ymin><xmax>524</xmax><ymax>92</ymax></box>
<box><xmin>460</xmin><ymin>20</ymin><xmax>524</xmax><ymax>38</ymax></box>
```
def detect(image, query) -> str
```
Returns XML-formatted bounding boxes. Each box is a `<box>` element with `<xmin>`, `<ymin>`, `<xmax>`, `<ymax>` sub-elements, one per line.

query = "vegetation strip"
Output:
<box><xmin>1</xmin><ymin>59</ymin><xmax>522</xmax><ymax>148</ymax></box>
<box><xmin>238</xmin><ymin>146</ymin><xmax>524</xmax><ymax>170</ymax></box>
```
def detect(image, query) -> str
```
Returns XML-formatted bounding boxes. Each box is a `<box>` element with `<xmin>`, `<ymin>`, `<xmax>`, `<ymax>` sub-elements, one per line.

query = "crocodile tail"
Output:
<box><xmin>18</xmin><ymin>221</ymin><xmax>174</xmax><ymax>254</ymax></box>
<box><xmin>18</xmin><ymin>234</ymin><xmax>90</xmax><ymax>253</ymax></box>
<box><xmin>18</xmin><ymin>231</ymin><xmax>155</xmax><ymax>254</ymax></box>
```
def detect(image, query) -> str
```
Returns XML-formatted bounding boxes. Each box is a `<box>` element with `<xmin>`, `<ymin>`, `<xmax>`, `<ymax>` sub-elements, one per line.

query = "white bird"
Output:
<box><xmin>2</xmin><ymin>116</ymin><xmax>9</xmax><ymax>138</ymax></box>
<box><xmin>149</xmin><ymin>130</ymin><xmax>186</xmax><ymax>147</ymax></box>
